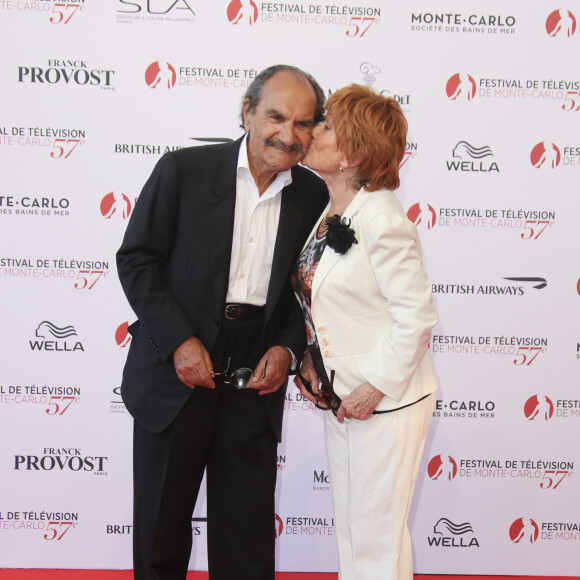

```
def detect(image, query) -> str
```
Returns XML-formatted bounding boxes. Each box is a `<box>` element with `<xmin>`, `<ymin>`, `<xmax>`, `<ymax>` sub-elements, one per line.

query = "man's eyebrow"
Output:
<box><xmin>265</xmin><ymin>108</ymin><xmax>286</xmax><ymax>118</ymax></box>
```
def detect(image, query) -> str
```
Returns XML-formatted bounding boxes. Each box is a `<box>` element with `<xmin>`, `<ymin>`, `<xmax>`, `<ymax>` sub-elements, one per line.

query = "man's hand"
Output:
<box><xmin>250</xmin><ymin>346</ymin><xmax>292</xmax><ymax>395</ymax></box>
<box><xmin>173</xmin><ymin>336</ymin><xmax>215</xmax><ymax>389</ymax></box>
<box><xmin>293</xmin><ymin>350</ymin><xmax>320</xmax><ymax>405</ymax></box>
<box><xmin>336</xmin><ymin>382</ymin><xmax>384</xmax><ymax>423</ymax></box>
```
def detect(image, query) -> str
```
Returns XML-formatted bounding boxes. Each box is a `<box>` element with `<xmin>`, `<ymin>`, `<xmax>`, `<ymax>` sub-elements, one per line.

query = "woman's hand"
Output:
<box><xmin>293</xmin><ymin>350</ymin><xmax>321</xmax><ymax>405</ymax></box>
<box><xmin>336</xmin><ymin>382</ymin><xmax>384</xmax><ymax>423</ymax></box>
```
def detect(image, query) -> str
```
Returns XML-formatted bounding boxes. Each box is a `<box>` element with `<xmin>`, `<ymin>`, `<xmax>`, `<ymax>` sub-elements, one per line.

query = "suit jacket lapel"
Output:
<box><xmin>205</xmin><ymin>138</ymin><xmax>241</xmax><ymax>312</ymax></box>
<box><xmin>264</xmin><ymin>178</ymin><xmax>303</xmax><ymax>321</ymax></box>
<box><xmin>311</xmin><ymin>190</ymin><xmax>369</xmax><ymax>304</ymax></box>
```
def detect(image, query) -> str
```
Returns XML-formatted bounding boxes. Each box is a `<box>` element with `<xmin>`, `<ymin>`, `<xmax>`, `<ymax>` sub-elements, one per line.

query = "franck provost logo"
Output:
<box><xmin>18</xmin><ymin>60</ymin><xmax>114</xmax><ymax>89</ymax></box>
<box><xmin>427</xmin><ymin>518</ymin><xmax>479</xmax><ymax>547</ymax></box>
<box><xmin>357</xmin><ymin>62</ymin><xmax>412</xmax><ymax>113</ymax></box>
<box><xmin>14</xmin><ymin>448</ymin><xmax>108</xmax><ymax>475</ymax></box>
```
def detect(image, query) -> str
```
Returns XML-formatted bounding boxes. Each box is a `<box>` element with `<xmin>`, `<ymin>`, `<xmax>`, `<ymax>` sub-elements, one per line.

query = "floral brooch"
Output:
<box><xmin>325</xmin><ymin>214</ymin><xmax>358</xmax><ymax>255</ymax></box>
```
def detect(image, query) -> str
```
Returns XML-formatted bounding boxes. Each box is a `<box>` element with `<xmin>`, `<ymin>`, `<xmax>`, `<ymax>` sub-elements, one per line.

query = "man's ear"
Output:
<box><xmin>242</xmin><ymin>99</ymin><xmax>252</xmax><ymax>132</ymax></box>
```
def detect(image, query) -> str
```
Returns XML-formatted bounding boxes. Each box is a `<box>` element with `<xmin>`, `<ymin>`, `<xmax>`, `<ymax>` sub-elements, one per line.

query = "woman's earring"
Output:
<box><xmin>339</xmin><ymin>165</ymin><xmax>344</xmax><ymax>172</ymax></box>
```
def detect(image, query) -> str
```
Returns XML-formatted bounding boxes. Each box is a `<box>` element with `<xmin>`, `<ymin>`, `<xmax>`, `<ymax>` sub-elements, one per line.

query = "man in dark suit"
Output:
<box><xmin>117</xmin><ymin>64</ymin><xmax>328</xmax><ymax>580</ymax></box>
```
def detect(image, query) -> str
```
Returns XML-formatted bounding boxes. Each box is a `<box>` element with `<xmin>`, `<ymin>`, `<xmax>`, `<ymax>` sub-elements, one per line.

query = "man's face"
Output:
<box><xmin>244</xmin><ymin>71</ymin><xmax>318</xmax><ymax>177</ymax></box>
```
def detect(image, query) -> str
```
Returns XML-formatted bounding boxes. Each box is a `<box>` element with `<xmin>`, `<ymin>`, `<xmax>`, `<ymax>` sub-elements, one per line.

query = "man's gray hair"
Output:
<box><xmin>239</xmin><ymin>64</ymin><xmax>325</xmax><ymax>129</ymax></box>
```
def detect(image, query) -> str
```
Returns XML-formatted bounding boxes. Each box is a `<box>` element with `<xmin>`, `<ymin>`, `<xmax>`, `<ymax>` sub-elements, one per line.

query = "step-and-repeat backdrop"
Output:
<box><xmin>1</xmin><ymin>0</ymin><xmax>579</xmax><ymax>575</ymax></box>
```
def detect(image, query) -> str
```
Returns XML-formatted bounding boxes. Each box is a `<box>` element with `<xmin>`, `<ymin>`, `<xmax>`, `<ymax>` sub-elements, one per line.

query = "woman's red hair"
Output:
<box><xmin>326</xmin><ymin>84</ymin><xmax>408</xmax><ymax>191</ymax></box>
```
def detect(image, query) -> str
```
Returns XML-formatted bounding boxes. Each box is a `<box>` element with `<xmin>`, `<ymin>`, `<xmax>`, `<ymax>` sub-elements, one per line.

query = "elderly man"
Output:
<box><xmin>117</xmin><ymin>64</ymin><xmax>328</xmax><ymax>580</ymax></box>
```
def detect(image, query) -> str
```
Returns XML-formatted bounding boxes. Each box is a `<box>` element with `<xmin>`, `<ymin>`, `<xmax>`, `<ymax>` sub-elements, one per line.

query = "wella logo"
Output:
<box><xmin>29</xmin><ymin>321</ymin><xmax>84</xmax><ymax>352</ymax></box>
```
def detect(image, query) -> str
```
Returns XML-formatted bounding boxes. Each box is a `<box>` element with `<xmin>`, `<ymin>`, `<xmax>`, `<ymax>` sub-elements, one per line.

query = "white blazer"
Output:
<box><xmin>302</xmin><ymin>188</ymin><xmax>438</xmax><ymax>412</ymax></box>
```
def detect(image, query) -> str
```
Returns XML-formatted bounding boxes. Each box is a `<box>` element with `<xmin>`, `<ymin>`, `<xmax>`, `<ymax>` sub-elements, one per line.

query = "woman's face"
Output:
<box><xmin>302</xmin><ymin>115</ymin><xmax>345</xmax><ymax>175</ymax></box>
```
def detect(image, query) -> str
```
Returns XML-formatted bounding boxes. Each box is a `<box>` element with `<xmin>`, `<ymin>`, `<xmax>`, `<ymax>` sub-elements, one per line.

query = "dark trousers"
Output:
<box><xmin>132</xmin><ymin>315</ymin><xmax>279</xmax><ymax>580</ymax></box>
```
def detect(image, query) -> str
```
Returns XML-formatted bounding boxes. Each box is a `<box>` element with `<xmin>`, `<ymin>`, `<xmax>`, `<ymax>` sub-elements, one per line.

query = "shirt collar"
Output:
<box><xmin>237</xmin><ymin>134</ymin><xmax>292</xmax><ymax>200</ymax></box>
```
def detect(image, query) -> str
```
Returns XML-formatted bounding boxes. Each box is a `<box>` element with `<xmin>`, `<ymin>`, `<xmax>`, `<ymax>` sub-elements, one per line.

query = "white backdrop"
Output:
<box><xmin>1</xmin><ymin>0</ymin><xmax>579</xmax><ymax>575</ymax></box>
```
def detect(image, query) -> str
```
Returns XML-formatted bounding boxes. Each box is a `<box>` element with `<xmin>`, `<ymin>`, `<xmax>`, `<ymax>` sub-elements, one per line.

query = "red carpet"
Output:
<box><xmin>0</xmin><ymin>573</ymin><xmax>577</xmax><ymax>580</ymax></box>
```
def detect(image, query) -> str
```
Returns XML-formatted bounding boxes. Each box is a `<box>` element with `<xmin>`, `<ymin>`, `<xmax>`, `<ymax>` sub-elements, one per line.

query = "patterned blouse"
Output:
<box><xmin>292</xmin><ymin>232</ymin><xmax>327</xmax><ymax>347</ymax></box>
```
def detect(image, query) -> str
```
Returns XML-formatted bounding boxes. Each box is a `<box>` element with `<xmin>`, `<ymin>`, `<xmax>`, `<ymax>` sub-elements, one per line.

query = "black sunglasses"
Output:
<box><xmin>297</xmin><ymin>369</ymin><xmax>341</xmax><ymax>415</ymax></box>
<box><xmin>212</xmin><ymin>359</ymin><xmax>267</xmax><ymax>390</ymax></box>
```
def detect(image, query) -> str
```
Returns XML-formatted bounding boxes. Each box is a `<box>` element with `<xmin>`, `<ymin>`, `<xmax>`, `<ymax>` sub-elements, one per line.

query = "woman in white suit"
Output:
<box><xmin>293</xmin><ymin>84</ymin><xmax>437</xmax><ymax>580</ymax></box>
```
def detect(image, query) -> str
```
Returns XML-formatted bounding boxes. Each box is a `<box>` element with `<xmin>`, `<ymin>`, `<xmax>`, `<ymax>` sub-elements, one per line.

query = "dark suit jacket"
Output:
<box><xmin>117</xmin><ymin>137</ymin><xmax>328</xmax><ymax>440</ymax></box>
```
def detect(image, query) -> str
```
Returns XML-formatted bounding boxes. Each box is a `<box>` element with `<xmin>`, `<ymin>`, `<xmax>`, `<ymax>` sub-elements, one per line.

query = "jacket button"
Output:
<box><xmin>321</xmin><ymin>338</ymin><xmax>329</xmax><ymax>346</ymax></box>
<box><xmin>324</xmin><ymin>350</ymin><xmax>331</xmax><ymax>357</ymax></box>
<box><xmin>318</xmin><ymin>326</ymin><xmax>327</xmax><ymax>333</ymax></box>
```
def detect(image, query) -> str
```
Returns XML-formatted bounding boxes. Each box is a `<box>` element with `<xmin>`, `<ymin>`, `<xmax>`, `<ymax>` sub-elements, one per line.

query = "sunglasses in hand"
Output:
<box><xmin>212</xmin><ymin>359</ymin><xmax>268</xmax><ymax>390</ymax></box>
<box><xmin>296</xmin><ymin>369</ymin><xmax>341</xmax><ymax>415</ymax></box>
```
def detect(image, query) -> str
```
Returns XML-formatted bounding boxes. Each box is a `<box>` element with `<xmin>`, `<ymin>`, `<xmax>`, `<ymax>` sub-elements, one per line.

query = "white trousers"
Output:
<box><xmin>324</xmin><ymin>394</ymin><xmax>434</xmax><ymax>580</ymax></box>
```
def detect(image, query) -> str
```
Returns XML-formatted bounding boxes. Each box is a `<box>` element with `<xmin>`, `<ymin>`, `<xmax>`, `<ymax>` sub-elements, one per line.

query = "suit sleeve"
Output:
<box><xmin>116</xmin><ymin>153</ymin><xmax>197</xmax><ymax>361</ymax></box>
<box><xmin>359</xmin><ymin>205</ymin><xmax>437</xmax><ymax>401</ymax></box>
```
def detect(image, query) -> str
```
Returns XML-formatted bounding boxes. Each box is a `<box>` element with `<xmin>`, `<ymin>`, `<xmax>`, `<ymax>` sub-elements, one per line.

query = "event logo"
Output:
<box><xmin>446</xmin><ymin>73</ymin><xmax>477</xmax><ymax>101</ymax></box>
<box><xmin>115</xmin><ymin>322</ymin><xmax>131</xmax><ymax>348</ymax></box>
<box><xmin>510</xmin><ymin>518</ymin><xmax>539</xmax><ymax>543</ymax></box>
<box><xmin>428</xmin><ymin>455</ymin><xmax>574</xmax><ymax>488</ymax></box>
<box><xmin>524</xmin><ymin>395</ymin><xmax>554</xmax><ymax>421</ymax></box>
<box><xmin>1</xmin><ymin>257</ymin><xmax>110</xmax><ymax>289</ymax></box>
<box><xmin>427</xmin><ymin>455</ymin><xmax>458</xmax><ymax>481</ymax></box>
<box><xmin>407</xmin><ymin>203</ymin><xmax>436</xmax><ymax>230</ymax></box>
<box><xmin>0</xmin><ymin>511</ymin><xmax>79</xmax><ymax>540</ymax></box>
<box><xmin>282</xmin><ymin>515</ymin><xmax>335</xmax><ymax>537</ymax></box>
<box><xmin>29</xmin><ymin>321</ymin><xmax>84</xmax><ymax>352</ymax></box>
<box><xmin>530</xmin><ymin>142</ymin><xmax>561</xmax><ymax>168</ymax></box>
<box><xmin>100</xmin><ymin>192</ymin><xmax>132</xmax><ymax>220</ymax></box>
<box><xmin>1</xmin><ymin>1</ymin><xmax>86</xmax><ymax>25</ymax></box>
<box><xmin>409</xmin><ymin>203</ymin><xmax>556</xmax><ymax>238</ymax></box>
<box><xmin>275</xmin><ymin>514</ymin><xmax>283</xmax><ymax>538</ymax></box>
<box><xmin>117</xmin><ymin>0</ymin><xmax>196</xmax><ymax>24</ymax></box>
<box><xmin>0</xmin><ymin>384</ymin><xmax>81</xmax><ymax>414</ymax></box>
<box><xmin>427</xmin><ymin>518</ymin><xmax>479</xmax><ymax>547</ymax></box>
<box><xmin>227</xmin><ymin>0</ymin><xmax>258</xmax><ymax>25</ymax></box>
<box><xmin>546</xmin><ymin>9</ymin><xmax>577</xmax><ymax>37</ymax></box>
<box><xmin>145</xmin><ymin>61</ymin><xmax>177</xmax><ymax>89</ymax></box>
<box><xmin>447</xmin><ymin>141</ymin><xmax>499</xmax><ymax>172</ymax></box>
<box><xmin>432</xmin><ymin>335</ymin><xmax>548</xmax><ymax>366</ymax></box>
<box><xmin>0</xmin><ymin>126</ymin><xmax>86</xmax><ymax>159</ymax></box>
<box><xmin>235</xmin><ymin>3</ymin><xmax>380</xmax><ymax>36</ymax></box>
<box><xmin>18</xmin><ymin>60</ymin><xmax>114</xmax><ymax>89</ymax></box>
<box><xmin>14</xmin><ymin>448</ymin><xmax>108</xmax><ymax>474</ymax></box>
<box><xmin>284</xmin><ymin>390</ymin><xmax>316</xmax><ymax>411</ymax></box>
